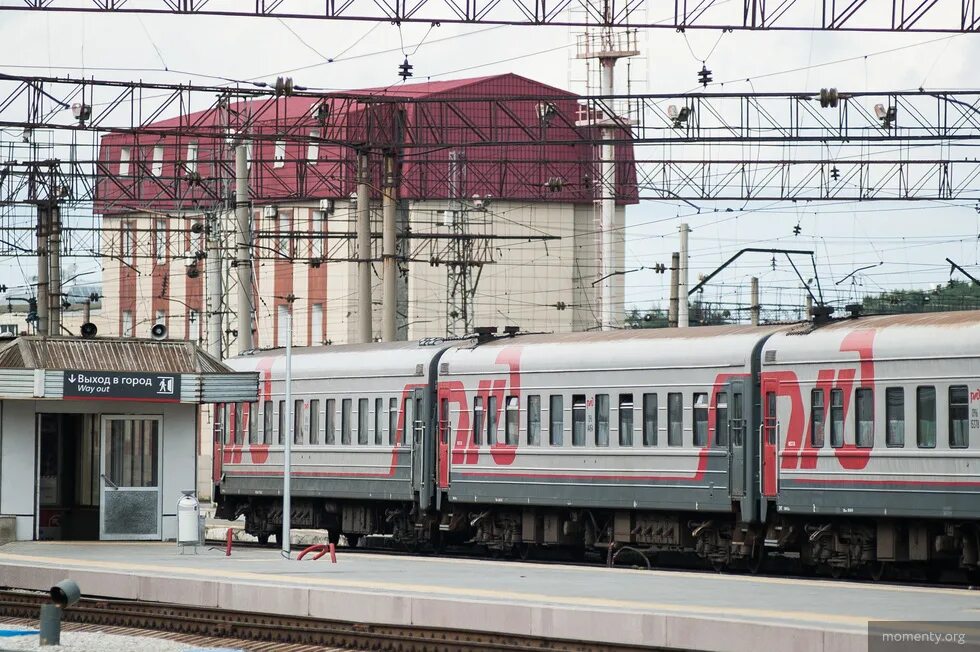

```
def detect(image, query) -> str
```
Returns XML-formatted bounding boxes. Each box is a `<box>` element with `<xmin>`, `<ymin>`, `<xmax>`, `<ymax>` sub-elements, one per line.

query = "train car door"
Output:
<box><xmin>437</xmin><ymin>384</ymin><xmax>451</xmax><ymax>490</ymax></box>
<box><xmin>760</xmin><ymin>377</ymin><xmax>779</xmax><ymax>498</ymax></box>
<box><xmin>726</xmin><ymin>379</ymin><xmax>747</xmax><ymax>499</ymax></box>
<box><xmin>410</xmin><ymin>388</ymin><xmax>434</xmax><ymax>510</ymax></box>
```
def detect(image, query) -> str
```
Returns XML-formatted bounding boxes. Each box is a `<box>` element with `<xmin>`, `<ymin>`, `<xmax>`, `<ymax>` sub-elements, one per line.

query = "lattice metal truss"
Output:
<box><xmin>3</xmin><ymin>0</ymin><xmax>980</xmax><ymax>32</ymax></box>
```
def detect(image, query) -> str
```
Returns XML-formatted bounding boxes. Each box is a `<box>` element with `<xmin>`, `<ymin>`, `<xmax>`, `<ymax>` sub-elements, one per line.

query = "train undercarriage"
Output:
<box><xmin>216</xmin><ymin>494</ymin><xmax>980</xmax><ymax>580</ymax></box>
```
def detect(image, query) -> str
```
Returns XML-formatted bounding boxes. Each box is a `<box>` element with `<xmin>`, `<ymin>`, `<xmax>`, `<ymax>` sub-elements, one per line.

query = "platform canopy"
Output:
<box><xmin>0</xmin><ymin>336</ymin><xmax>257</xmax><ymax>404</ymax></box>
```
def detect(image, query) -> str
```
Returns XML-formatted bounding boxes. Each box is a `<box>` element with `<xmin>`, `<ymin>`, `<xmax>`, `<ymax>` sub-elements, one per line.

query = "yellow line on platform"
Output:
<box><xmin>0</xmin><ymin>551</ymin><xmax>877</xmax><ymax>629</ymax></box>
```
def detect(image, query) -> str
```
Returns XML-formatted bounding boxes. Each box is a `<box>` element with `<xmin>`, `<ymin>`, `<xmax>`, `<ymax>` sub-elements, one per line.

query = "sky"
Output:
<box><xmin>1</xmin><ymin>8</ymin><xmax>979</xmax><ymax>321</ymax></box>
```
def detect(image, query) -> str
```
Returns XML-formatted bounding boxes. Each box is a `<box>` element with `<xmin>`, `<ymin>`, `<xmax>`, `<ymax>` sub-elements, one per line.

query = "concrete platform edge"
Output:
<box><xmin>0</xmin><ymin>562</ymin><xmax>866</xmax><ymax>652</ymax></box>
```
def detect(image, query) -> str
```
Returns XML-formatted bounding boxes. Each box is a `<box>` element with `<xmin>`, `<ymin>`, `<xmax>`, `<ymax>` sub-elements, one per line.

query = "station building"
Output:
<box><xmin>0</xmin><ymin>336</ymin><xmax>257</xmax><ymax>541</ymax></box>
<box><xmin>91</xmin><ymin>73</ymin><xmax>638</xmax><ymax>350</ymax></box>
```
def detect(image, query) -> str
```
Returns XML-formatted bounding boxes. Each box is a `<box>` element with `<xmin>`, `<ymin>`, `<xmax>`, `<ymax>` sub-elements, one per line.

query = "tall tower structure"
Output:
<box><xmin>571</xmin><ymin>3</ymin><xmax>642</xmax><ymax>331</ymax></box>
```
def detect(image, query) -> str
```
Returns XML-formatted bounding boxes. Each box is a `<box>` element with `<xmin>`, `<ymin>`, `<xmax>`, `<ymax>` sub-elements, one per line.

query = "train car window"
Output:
<box><xmin>619</xmin><ymin>394</ymin><xmax>634</xmax><ymax>446</ymax></box>
<box><xmin>527</xmin><ymin>395</ymin><xmax>541</xmax><ymax>446</ymax></box>
<box><xmin>572</xmin><ymin>395</ymin><xmax>586</xmax><ymax>446</ymax></box>
<box><xmin>549</xmin><ymin>395</ymin><xmax>564</xmax><ymax>446</ymax></box>
<box><xmin>731</xmin><ymin>393</ymin><xmax>743</xmax><ymax>446</ymax></box>
<box><xmin>595</xmin><ymin>394</ymin><xmax>610</xmax><ymax>447</ymax></box>
<box><xmin>325</xmin><ymin>398</ymin><xmax>336</xmax><ymax>445</ymax></box>
<box><xmin>358</xmin><ymin>398</ymin><xmax>369</xmax><ymax>445</ymax></box>
<box><xmin>487</xmin><ymin>396</ymin><xmax>499</xmax><ymax>445</ymax></box>
<box><xmin>642</xmin><ymin>393</ymin><xmax>657</xmax><ymax>446</ymax></box>
<box><xmin>916</xmin><ymin>386</ymin><xmax>936</xmax><ymax>449</ymax></box>
<box><xmin>949</xmin><ymin>385</ymin><xmax>969</xmax><ymax>449</ymax></box>
<box><xmin>505</xmin><ymin>396</ymin><xmax>519</xmax><ymax>445</ymax></box>
<box><xmin>278</xmin><ymin>400</ymin><xmax>286</xmax><ymax>445</ymax></box>
<box><xmin>810</xmin><ymin>389</ymin><xmax>825</xmax><ymax>448</ymax></box>
<box><xmin>830</xmin><ymin>389</ymin><xmax>844</xmax><ymax>448</ymax></box>
<box><xmin>693</xmin><ymin>393</ymin><xmax>708</xmax><ymax>447</ymax></box>
<box><xmin>715</xmin><ymin>392</ymin><xmax>728</xmax><ymax>447</ymax></box>
<box><xmin>248</xmin><ymin>402</ymin><xmax>259</xmax><ymax>445</ymax></box>
<box><xmin>341</xmin><ymin>398</ymin><xmax>352</xmax><ymax>445</ymax></box>
<box><xmin>376</xmin><ymin>398</ymin><xmax>384</xmax><ymax>445</ymax></box>
<box><xmin>473</xmin><ymin>397</ymin><xmax>484</xmax><ymax>446</ymax></box>
<box><xmin>885</xmin><ymin>388</ymin><xmax>904</xmax><ymax>448</ymax></box>
<box><xmin>222</xmin><ymin>403</ymin><xmax>233</xmax><ymax>445</ymax></box>
<box><xmin>403</xmin><ymin>396</ymin><xmax>413</xmax><ymax>445</ymax></box>
<box><xmin>294</xmin><ymin>399</ymin><xmax>305</xmax><ymax>445</ymax></box>
<box><xmin>309</xmin><ymin>399</ymin><xmax>320</xmax><ymax>445</ymax></box>
<box><xmin>263</xmin><ymin>400</ymin><xmax>273</xmax><ymax>444</ymax></box>
<box><xmin>667</xmin><ymin>393</ymin><xmax>683</xmax><ymax>447</ymax></box>
<box><xmin>855</xmin><ymin>388</ymin><xmax>874</xmax><ymax>448</ymax></box>
<box><xmin>236</xmin><ymin>403</ymin><xmax>245</xmax><ymax>444</ymax></box>
<box><xmin>389</xmin><ymin>398</ymin><xmax>398</xmax><ymax>445</ymax></box>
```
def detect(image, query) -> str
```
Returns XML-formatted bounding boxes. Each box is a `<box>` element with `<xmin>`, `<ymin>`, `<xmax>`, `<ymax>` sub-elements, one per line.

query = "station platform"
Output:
<box><xmin>0</xmin><ymin>542</ymin><xmax>976</xmax><ymax>652</ymax></box>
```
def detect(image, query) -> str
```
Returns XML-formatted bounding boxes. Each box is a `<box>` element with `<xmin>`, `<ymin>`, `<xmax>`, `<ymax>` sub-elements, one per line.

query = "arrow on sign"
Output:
<box><xmin>68</xmin><ymin>375</ymin><xmax>76</xmax><ymax>383</ymax></box>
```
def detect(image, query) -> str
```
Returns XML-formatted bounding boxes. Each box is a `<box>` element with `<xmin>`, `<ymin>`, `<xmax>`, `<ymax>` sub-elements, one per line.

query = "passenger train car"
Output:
<box><xmin>215</xmin><ymin>312</ymin><xmax>980</xmax><ymax>576</ymax></box>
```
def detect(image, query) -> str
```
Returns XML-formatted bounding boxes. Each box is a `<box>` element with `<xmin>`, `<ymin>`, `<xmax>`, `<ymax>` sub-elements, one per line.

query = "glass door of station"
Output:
<box><xmin>99</xmin><ymin>416</ymin><xmax>163</xmax><ymax>540</ymax></box>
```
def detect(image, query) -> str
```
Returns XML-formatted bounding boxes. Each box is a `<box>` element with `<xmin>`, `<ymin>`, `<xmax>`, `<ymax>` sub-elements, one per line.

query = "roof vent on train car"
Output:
<box><xmin>503</xmin><ymin>325</ymin><xmax>520</xmax><ymax>337</ymax></box>
<box><xmin>764</xmin><ymin>350</ymin><xmax>777</xmax><ymax>363</ymax></box>
<box><xmin>474</xmin><ymin>326</ymin><xmax>498</xmax><ymax>343</ymax></box>
<box><xmin>810</xmin><ymin>304</ymin><xmax>835</xmax><ymax>322</ymax></box>
<box><xmin>415</xmin><ymin>364</ymin><xmax>425</xmax><ymax>376</ymax></box>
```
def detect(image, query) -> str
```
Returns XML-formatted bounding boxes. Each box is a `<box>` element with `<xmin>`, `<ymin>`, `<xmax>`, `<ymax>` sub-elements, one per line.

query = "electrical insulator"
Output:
<box><xmin>399</xmin><ymin>57</ymin><xmax>414</xmax><ymax>81</ymax></box>
<box><xmin>793</xmin><ymin>224</ymin><xmax>802</xmax><ymax>236</ymax></box>
<box><xmin>830</xmin><ymin>166</ymin><xmax>840</xmax><ymax>181</ymax></box>
<box><xmin>819</xmin><ymin>88</ymin><xmax>839</xmax><ymax>108</ymax></box>
<box><xmin>697</xmin><ymin>64</ymin><xmax>712</xmax><ymax>88</ymax></box>
<box><xmin>555</xmin><ymin>301</ymin><xmax>567</xmax><ymax>311</ymax></box>
<box><xmin>654</xmin><ymin>263</ymin><xmax>666</xmax><ymax>274</ymax></box>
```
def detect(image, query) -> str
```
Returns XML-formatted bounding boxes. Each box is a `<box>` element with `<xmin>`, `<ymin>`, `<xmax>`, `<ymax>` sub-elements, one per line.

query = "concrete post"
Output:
<box><xmin>235</xmin><ymin>144</ymin><xmax>253</xmax><ymax>353</ymax></box>
<box><xmin>48</xmin><ymin>203</ymin><xmax>62</xmax><ymax>336</ymax></box>
<box><xmin>668</xmin><ymin>252</ymin><xmax>679</xmax><ymax>328</ymax></box>
<box><xmin>678</xmin><ymin>224</ymin><xmax>690</xmax><ymax>328</ymax></box>
<box><xmin>36</xmin><ymin>204</ymin><xmax>48</xmax><ymax>337</ymax></box>
<box><xmin>382</xmin><ymin>152</ymin><xmax>398</xmax><ymax>342</ymax></box>
<box><xmin>750</xmin><ymin>276</ymin><xmax>760</xmax><ymax>326</ymax></box>
<box><xmin>356</xmin><ymin>151</ymin><xmax>372</xmax><ymax>343</ymax></box>
<box><xmin>206</xmin><ymin>212</ymin><xmax>223</xmax><ymax>359</ymax></box>
<box><xmin>805</xmin><ymin>294</ymin><xmax>813</xmax><ymax>320</ymax></box>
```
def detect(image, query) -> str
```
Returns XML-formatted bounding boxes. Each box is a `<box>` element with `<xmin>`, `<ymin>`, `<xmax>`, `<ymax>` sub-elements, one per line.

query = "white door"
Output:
<box><xmin>99</xmin><ymin>416</ymin><xmax>163</xmax><ymax>540</ymax></box>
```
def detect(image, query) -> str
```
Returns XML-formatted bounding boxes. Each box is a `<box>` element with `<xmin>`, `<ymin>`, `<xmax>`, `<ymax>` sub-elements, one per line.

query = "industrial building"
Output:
<box><xmin>91</xmin><ymin>74</ymin><xmax>637</xmax><ymax>352</ymax></box>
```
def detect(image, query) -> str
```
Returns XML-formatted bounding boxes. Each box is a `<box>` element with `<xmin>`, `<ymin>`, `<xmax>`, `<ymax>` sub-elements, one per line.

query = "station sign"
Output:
<box><xmin>63</xmin><ymin>370</ymin><xmax>181</xmax><ymax>402</ymax></box>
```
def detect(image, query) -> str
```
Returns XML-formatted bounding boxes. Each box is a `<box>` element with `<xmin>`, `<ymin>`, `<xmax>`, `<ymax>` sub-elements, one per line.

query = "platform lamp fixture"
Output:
<box><xmin>874</xmin><ymin>103</ymin><xmax>897</xmax><ymax>129</ymax></box>
<box><xmin>667</xmin><ymin>105</ymin><xmax>691</xmax><ymax>129</ymax></box>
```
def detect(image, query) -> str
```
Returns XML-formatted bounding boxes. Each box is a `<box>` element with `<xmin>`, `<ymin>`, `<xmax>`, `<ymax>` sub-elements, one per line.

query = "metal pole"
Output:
<box><xmin>36</xmin><ymin>204</ymin><xmax>49</xmax><ymax>337</ymax></box>
<box><xmin>281</xmin><ymin>306</ymin><xmax>292</xmax><ymax>558</ymax></box>
<box><xmin>356</xmin><ymin>151</ymin><xmax>372</xmax><ymax>343</ymax></box>
<box><xmin>382</xmin><ymin>152</ymin><xmax>397</xmax><ymax>342</ymax></box>
<box><xmin>750</xmin><ymin>276</ymin><xmax>760</xmax><ymax>326</ymax></box>
<box><xmin>599</xmin><ymin>57</ymin><xmax>616</xmax><ymax>331</ymax></box>
<box><xmin>235</xmin><ymin>144</ymin><xmax>253</xmax><ymax>353</ymax></box>
<box><xmin>805</xmin><ymin>294</ymin><xmax>813</xmax><ymax>320</ymax></box>
<box><xmin>48</xmin><ymin>202</ymin><xmax>61</xmax><ymax>336</ymax></box>
<box><xmin>82</xmin><ymin>300</ymin><xmax>91</xmax><ymax>324</ymax></box>
<box><xmin>668</xmin><ymin>252</ymin><xmax>679</xmax><ymax>328</ymax></box>
<box><xmin>678</xmin><ymin>224</ymin><xmax>690</xmax><ymax>328</ymax></box>
<box><xmin>206</xmin><ymin>213</ymin><xmax>223</xmax><ymax>358</ymax></box>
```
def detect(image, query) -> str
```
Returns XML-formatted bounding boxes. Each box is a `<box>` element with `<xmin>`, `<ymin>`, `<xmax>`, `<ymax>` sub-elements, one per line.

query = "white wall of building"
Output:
<box><xmin>0</xmin><ymin>398</ymin><xmax>198</xmax><ymax>541</ymax></box>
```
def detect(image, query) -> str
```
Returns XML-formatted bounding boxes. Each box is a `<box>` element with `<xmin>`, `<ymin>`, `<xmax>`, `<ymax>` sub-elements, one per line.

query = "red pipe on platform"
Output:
<box><xmin>225</xmin><ymin>528</ymin><xmax>233</xmax><ymax>556</ymax></box>
<box><xmin>296</xmin><ymin>543</ymin><xmax>337</xmax><ymax>563</ymax></box>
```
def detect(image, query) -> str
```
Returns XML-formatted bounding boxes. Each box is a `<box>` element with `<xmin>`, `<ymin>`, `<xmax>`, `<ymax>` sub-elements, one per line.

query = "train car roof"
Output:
<box><xmin>225</xmin><ymin>339</ymin><xmax>454</xmax><ymax>377</ymax></box>
<box><xmin>763</xmin><ymin>309</ymin><xmax>980</xmax><ymax>364</ymax></box>
<box><xmin>442</xmin><ymin>323</ymin><xmax>793</xmax><ymax>374</ymax></box>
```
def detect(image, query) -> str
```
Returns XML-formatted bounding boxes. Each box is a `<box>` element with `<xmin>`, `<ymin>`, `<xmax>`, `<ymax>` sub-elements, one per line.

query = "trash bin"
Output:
<box><xmin>177</xmin><ymin>491</ymin><xmax>200</xmax><ymax>546</ymax></box>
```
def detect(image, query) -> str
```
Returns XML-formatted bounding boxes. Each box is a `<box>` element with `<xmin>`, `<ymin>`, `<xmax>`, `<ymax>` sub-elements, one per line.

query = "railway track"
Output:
<box><xmin>0</xmin><ymin>589</ymin><xmax>659</xmax><ymax>652</ymax></box>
